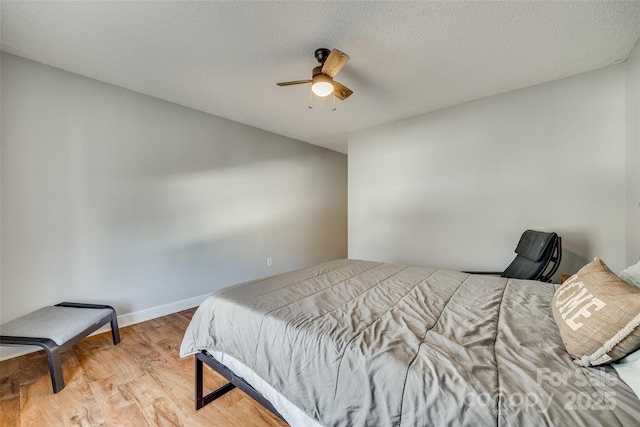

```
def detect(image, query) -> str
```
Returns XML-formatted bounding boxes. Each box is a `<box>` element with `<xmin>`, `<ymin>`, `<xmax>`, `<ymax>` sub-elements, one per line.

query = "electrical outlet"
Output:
<box><xmin>267</xmin><ymin>257</ymin><xmax>272</xmax><ymax>267</ymax></box>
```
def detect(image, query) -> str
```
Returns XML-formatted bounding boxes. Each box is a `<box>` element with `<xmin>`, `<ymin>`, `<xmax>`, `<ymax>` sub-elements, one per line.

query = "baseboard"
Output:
<box><xmin>0</xmin><ymin>293</ymin><xmax>210</xmax><ymax>362</ymax></box>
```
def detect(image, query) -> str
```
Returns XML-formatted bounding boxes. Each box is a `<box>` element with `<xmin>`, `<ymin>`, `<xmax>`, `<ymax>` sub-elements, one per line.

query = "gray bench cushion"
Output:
<box><xmin>0</xmin><ymin>306</ymin><xmax>112</xmax><ymax>345</ymax></box>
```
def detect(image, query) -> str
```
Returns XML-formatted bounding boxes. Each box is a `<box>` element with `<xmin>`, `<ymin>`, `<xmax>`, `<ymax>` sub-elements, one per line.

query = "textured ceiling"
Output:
<box><xmin>2</xmin><ymin>1</ymin><xmax>640</xmax><ymax>154</ymax></box>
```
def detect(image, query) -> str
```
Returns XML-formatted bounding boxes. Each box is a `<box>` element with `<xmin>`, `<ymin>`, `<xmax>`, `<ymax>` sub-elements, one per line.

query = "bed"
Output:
<box><xmin>180</xmin><ymin>259</ymin><xmax>640</xmax><ymax>426</ymax></box>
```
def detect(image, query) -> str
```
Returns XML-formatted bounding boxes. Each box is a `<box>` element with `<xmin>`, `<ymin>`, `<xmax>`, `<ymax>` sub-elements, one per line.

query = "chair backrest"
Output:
<box><xmin>501</xmin><ymin>230</ymin><xmax>562</xmax><ymax>282</ymax></box>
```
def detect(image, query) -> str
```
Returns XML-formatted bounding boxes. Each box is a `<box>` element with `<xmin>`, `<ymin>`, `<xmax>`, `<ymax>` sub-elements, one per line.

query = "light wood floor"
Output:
<box><xmin>0</xmin><ymin>308</ymin><xmax>289</xmax><ymax>427</ymax></box>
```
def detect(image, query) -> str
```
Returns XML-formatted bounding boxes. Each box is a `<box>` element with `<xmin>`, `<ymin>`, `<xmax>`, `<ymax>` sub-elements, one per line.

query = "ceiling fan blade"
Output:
<box><xmin>321</xmin><ymin>49</ymin><xmax>349</xmax><ymax>77</ymax></box>
<box><xmin>277</xmin><ymin>80</ymin><xmax>312</xmax><ymax>86</ymax></box>
<box><xmin>333</xmin><ymin>81</ymin><xmax>353</xmax><ymax>100</ymax></box>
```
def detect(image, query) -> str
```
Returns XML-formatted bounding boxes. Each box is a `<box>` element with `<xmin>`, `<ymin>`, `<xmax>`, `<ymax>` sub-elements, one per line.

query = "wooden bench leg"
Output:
<box><xmin>45</xmin><ymin>346</ymin><xmax>65</xmax><ymax>393</ymax></box>
<box><xmin>109</xmin><ymin>309</ymin><xmax>121</xmax><ymax>345</ymax></box>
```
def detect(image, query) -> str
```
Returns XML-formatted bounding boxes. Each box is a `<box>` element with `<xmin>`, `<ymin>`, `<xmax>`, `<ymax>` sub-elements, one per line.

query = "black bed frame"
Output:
<box><xmin>194</xmin><ymin>351</ymin><xmax>286</xmax><ymax>421</ymax></box>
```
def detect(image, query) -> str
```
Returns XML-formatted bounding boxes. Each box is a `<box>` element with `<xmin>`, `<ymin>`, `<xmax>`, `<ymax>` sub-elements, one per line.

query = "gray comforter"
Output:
<box><xmin>180</xmin><ymin>259</ymin><xmax>640</xmax><ymax>426</ymax></box>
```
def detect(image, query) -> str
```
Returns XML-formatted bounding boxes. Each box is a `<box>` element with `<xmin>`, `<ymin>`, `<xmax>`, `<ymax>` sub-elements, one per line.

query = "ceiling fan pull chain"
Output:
<box><xmin>332</xmin><ymin>94</ymin><xmax>337</xmax><ymax>111</ymax></box>
<box><xmin>308</xmin><ymin>85</ymin><xmax>313</xmax><ymax>109</ymax></box>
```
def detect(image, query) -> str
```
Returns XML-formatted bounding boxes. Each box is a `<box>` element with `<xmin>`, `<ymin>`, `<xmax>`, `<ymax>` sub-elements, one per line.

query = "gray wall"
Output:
<box><xmin>626</xmin><ymin>40</ymin><xmax>640</xmax><ymax>268</ymax></box>
<box><xmin>349</xmin><ymin>63</ymin><xmax>632</xmax><ymax>278</ymax></box>
<box><xmin>1</xmin><ymin>53</ymin><xmax>347</xmax><ymax>327</ymax></box>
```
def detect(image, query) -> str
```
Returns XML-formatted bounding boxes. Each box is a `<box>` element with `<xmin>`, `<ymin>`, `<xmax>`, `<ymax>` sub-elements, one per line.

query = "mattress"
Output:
<box><xmin>180</xmin><ymin>259</ymin><xmax>640</xmax><ymax>426</ymax></box>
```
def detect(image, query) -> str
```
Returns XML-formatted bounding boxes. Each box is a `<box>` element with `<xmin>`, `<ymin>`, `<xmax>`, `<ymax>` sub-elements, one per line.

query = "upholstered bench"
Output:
<box><xmin>0</xmin><ymin>302</ymin><xmax>120</xmax><ymax>393</ymax></box>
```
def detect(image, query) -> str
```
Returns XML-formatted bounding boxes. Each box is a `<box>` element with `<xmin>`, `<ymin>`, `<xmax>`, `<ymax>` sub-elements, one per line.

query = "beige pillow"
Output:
<box><xmin>552</xmin><ymin>258</ymin><xmax>640</xmax><ymax>366</ymax></box>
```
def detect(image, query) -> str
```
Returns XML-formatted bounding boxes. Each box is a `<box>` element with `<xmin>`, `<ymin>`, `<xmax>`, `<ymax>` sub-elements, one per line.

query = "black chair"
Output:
<box><xmin>466</xmin><ymin>230</ymin><xmax>562</xmax><ymax>283</ymax></box>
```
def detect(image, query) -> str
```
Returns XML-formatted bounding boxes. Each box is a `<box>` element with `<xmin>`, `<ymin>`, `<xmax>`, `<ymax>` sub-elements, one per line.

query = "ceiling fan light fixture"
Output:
<box><xmin>311</xmin><ymin>74</ymin><xmax>334</xmax><ymax>97</ymax></box>
<box><xmin>277</xmin><ymin>49</ymin><xmax>352</xmax><ymax>102</ymax></box>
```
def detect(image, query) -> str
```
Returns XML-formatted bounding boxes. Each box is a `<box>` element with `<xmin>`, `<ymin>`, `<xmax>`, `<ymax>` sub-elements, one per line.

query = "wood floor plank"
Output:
<box><xmin>75</xmin><ymin>329</ymin><xmax>147</xmax><ymax>384</ymax></box>
<box><xmin>0</xmin><ymin>309</ymin><xmax>290</xmax><ymax>427</ymax></box>
<box><xmin>56</xmin><ymin>370</ymin><xmax>105</xmax><ymax>427</ymax></box>
<box><xmin>0</xmin><ymin>396</ymin><xmax>20</xmax><ymax>426</ymax></box>
<box><xmin>0</xmin><ymin>356</ymin><xmax>21</xmax><ymax>399</ymax></box>
<box><xmin>122</xmin><ymin>372</ymin><xmax>186</xmax><ymax>427</ymax></box>
<box><xmin>88</xmin><ymin>375</ymin><xmax>149</xmax><ymax>427</ymax></box>
<box><xmin>165</xmin><ymin>309</ymin><xmax>197</xmax><ymax>331</ymax></box>
<box><xmin>19</xmin><ymin>377</ymin><xmax>68</xmax><ymax>427</ymax></box>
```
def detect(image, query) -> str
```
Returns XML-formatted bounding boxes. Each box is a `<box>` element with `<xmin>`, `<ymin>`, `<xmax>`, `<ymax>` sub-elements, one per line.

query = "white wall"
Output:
<box><xmin>626</xmin><ymin>39</ymin><xmax>640</xmax><ymax>267</ymax></box>
<box><xmin>349</xmin><ymin>64</ymin><xmax>628</xmax><ymax>278</ymax></box>
<box><xmin>1</xmin><ymin>53</ymin><xmax>347</xmax><ymax>328</ymax></box>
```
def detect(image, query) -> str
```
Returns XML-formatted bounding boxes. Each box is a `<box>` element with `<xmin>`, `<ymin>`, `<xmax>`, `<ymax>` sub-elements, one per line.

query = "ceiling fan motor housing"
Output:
<box><xmin>312</xmin><ymin>66</ymin><xmax>328</xmax><ymax>79</ymax></box>
<box><xmin>314</xmin><ymin>48</ymin><xmax>331</xmax><ymax>64</ymax></box>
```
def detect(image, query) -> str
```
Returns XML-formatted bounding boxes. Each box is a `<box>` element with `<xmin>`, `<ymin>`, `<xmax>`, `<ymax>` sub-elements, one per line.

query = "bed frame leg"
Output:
<box><xmin>195</xmin><ymin>352</ymin><xmax>236</xmax><ymax>410</ymax></box>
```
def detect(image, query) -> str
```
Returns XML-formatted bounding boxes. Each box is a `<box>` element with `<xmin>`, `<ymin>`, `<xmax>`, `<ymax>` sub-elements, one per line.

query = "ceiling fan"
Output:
<box><xmin>277</xmin><ymin>48</ymin><xmax>353</xmax><ymax>101</ymax></box>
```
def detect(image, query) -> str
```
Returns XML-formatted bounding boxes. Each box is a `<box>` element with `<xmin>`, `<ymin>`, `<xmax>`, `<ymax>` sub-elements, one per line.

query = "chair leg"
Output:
<box><xmin>45</xmin><ymin>347</ymin><xmax>65</xmax><ymax>393</ymax></box>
